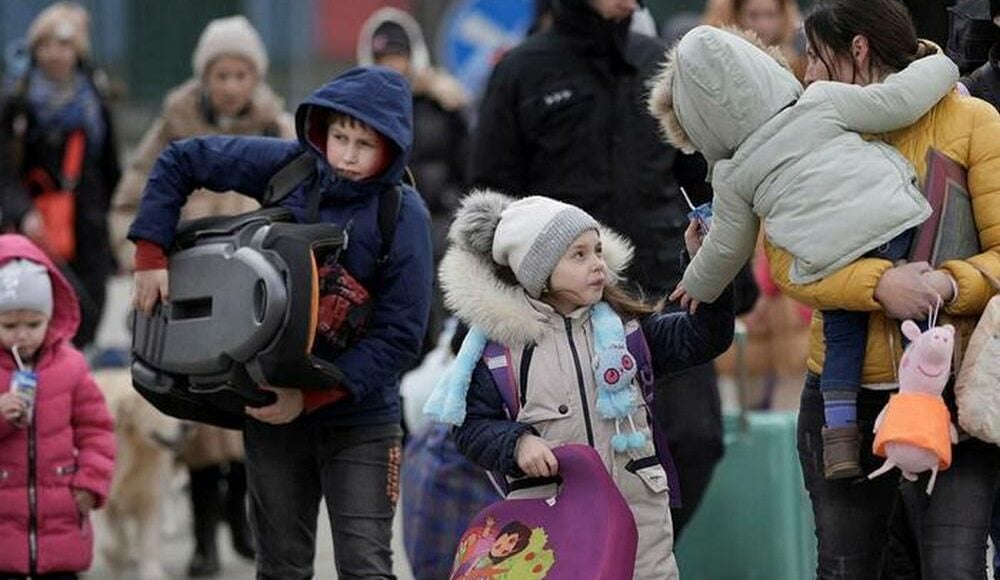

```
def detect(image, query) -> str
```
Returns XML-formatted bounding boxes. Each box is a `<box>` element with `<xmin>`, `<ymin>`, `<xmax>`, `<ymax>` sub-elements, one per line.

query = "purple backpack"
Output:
<box><xmin>449</xmin><ymin>444</ymin><xmax>638</xmax><ymax>580</ymax></box>
<box><xmin>482</xmin><ymin>324</ymin><xmax>683</xmax><ymax>507</ymax></box>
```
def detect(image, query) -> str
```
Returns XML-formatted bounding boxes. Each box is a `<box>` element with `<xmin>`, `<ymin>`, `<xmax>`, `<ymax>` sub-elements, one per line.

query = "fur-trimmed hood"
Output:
<box><xmin>647</xmin><ymin>25</ymin><xmax>801</xmax><ymax>162</ymax></box>
<box><xmin>439</xmin><ymin>190</ymin><xmax>634</xmax><ymax>345</ymax></box>
<box><xmin>356</xmin><ymin>7</ymin><xmax>431</xmax><ymax>73</ymax></box>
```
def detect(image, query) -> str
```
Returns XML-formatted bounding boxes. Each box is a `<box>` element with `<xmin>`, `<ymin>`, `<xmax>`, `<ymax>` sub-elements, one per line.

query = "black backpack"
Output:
<box><xmin>131</xmin><ymin>152</ymin><xmax>401</xmax><ymax>429</ymax></box>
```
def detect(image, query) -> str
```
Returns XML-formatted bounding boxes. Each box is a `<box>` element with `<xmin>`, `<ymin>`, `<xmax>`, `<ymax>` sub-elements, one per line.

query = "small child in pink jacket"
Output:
<box><xmin>0</xmin><ymin>234</ymin><xmax>115</xmax><ymax>579</ymax></box>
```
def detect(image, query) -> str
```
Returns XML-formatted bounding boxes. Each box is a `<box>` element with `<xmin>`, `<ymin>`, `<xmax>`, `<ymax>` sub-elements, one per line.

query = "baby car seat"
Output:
<box><xmin>131</xmin><ymin>206</ymin><xmax>348</xmax><ymax>428</ymax></box>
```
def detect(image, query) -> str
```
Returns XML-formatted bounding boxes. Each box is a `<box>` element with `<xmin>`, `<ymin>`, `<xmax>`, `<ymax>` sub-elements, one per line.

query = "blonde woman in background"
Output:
<box><xmin>109</xmin><ymin>15</ymin><xmax>293</xmax><ymax>578</ymax></box>
<box><xmin>703</xmin><ymin>0</ymin><xmax>806</xmax><ymax>78</ymax></box>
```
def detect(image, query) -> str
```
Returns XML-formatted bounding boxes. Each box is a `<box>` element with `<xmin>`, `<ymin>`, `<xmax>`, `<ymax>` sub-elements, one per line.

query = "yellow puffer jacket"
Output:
<box><xmin>765</xmin><ymin>90</ymin><xmax>1000</xmax><ymax>384</ymax></box>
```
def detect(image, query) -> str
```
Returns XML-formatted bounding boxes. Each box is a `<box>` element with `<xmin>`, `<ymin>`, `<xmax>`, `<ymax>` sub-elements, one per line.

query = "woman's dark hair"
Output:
<box><xmin>804</xmin><ymin>0</ymin><xmax>922</xmax><ymax>82</ymax></box>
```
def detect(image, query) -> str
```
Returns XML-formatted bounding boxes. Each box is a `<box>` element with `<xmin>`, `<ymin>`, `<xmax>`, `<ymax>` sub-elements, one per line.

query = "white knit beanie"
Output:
<box><xmin>192</xmin><ymin>15</ymin><xmax>268</xmax><ymax>78</ymax></box>
<box><xmin>492</xmin><ymin>197</ymin><xmax>599</xmax><ymax>298</ymax></box>
<box><xmin>0</xmin><ymin>260</ymin><xmax>53</xmax><ymax>318</ymax></box>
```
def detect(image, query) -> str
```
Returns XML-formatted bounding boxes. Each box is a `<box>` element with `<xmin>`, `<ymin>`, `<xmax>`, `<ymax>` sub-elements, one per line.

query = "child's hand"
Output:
<box><xmin>684</xmin><ymin>220</ymin><xmax>704</xmax><ymax>257</ymax></box>
<box><xmin>0</xmin><ymin>392</ymin><xmax>27</xmax><ymax>428</ymax></box>
<box><xmin>515</xmin><ymin>433</ymin><xmax>558</xmax><ymax>477</ymax></box>
<box><xmin>133</xmin><ymin>269</ymin><xmax>170</xmax><ymax>315</ymax></box>
<box><xmin>245</xmin><ymin>386</ymin><xmax>304</xmax><ymax>424</ymax></box>
<box><xmin>72</xmin><ymin>489</ymin><xmax>96</xmax><ymax>516</ymax></box>
<box><xmin>669</xmin><ymin>283</ymin><xmax>701</xmax><ymax>314</ymax></box>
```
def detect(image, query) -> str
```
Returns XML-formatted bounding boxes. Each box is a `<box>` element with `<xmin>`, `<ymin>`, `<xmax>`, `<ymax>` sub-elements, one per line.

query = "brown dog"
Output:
<box><xmin>93</xmin><ymin>368</ymin><xmax>186</xmax><ymax>580</ymax></box>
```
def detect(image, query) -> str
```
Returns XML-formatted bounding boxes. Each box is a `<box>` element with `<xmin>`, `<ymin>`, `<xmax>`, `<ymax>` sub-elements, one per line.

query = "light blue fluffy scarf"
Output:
<box><xmin>424</xmin><ymin>302</ymin><xmax>647</xmax><ymax>453</ymax></box>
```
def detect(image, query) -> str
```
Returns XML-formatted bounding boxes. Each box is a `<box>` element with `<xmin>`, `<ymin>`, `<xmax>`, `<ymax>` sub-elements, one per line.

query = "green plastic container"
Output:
<box><xmin>675</xmin><ymin>411</ymin><xmax>817</xmax><ymax>580</ymax></box>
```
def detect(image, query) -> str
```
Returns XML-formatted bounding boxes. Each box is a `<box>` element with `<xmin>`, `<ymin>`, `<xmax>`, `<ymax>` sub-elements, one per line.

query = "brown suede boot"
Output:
<box><xmin>822</xmin><ymin>425</ymin><xmax>862</xmax><ymax>480</ymax></box>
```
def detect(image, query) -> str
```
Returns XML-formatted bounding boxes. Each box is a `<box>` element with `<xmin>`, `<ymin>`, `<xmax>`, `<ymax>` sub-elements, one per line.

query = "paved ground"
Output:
<box><xmin>84</xmin><ymin>479</ymin><xmax>415</xmax><ymax>579</ymax></box>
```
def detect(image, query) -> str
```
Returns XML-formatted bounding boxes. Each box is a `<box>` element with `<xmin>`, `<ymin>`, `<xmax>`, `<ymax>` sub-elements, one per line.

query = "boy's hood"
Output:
<box><xmin>648</xmin><ymin>26</ymin><xmax>801</xmax><ymax>163</ymax></box>
<box><xmin>356</xmin><ymin>7</ymin><xmax>431</xmax><ymax>74</ymax></box>
<box><xmin>295</xmin><ymin>66</ymin><xmax>413</xmax><ymax>186</ymax></box>
<box><xmin>0</xmin><ymin>235</ymin><xmax>79</xmax><ymax>345</ymax></box>
<box><xmin>439</xmin><ymin>190</ymin><xmax>635</xmax><ymax>345</ymax></box>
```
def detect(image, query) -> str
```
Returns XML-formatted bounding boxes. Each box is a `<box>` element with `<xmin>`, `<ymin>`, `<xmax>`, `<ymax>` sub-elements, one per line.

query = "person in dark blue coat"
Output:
<box><xmin>127</xmin><ymin>66</ymin><xmax>433</xmax><ymax>579</ymax></box>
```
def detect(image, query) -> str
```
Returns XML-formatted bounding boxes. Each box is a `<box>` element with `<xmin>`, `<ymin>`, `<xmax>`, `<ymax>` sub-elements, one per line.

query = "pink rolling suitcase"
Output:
<box><xmin>449</xmin><ymin>444</ymin><xmax>637</xmax><ymax>580</ymax></box>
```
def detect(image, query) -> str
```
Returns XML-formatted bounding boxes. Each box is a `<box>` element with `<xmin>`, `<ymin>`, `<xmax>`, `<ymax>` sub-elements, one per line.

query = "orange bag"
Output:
<box><xmin>26</xmin><ymin>130</ymin><xmax>84</xmax><ymax>262</ymax></box>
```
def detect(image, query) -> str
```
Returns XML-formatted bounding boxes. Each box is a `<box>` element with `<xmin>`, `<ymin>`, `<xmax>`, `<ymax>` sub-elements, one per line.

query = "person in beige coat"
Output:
<box><xmin>108</xmin><ymin>15</ymin><xmax>292</xmax><ymax>578</ymax></box>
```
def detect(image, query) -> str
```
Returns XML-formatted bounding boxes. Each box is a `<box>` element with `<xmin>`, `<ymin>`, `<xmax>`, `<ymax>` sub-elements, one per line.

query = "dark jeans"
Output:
<box><xmin>821</xmin><ymin>231</ymin><xmax>913</xmax><ymax>393</ymax></box>
<box><xmin>244</xmin><ymin>418</ymin><xmax>402</xmax><ymax>580</ymax></box>
<box><xmin>884</xmin><ymin>438</ymin><xmax>1000</xmax><ymax>580</ymax></box>
<box><xmin>653</xmin><ymin>363</ymin><xmax>724</xmax><ymax>538</ymax></box>
<box><xmin>799</xmin><ymin>374</ymin><xmax>1000</xmax><ymax>579</ymax></box>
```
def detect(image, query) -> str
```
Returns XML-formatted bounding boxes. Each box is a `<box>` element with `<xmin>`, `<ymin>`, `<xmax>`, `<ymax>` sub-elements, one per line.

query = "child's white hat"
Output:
<box><xmin>0</xmin><ymin>259</ymin><xmax>53</xmax><ymax>317</ymax></box>
<box><xmin>451</xmin><ymin>193</ymin><xmax>599</xmax><ymax>298</ymax></box>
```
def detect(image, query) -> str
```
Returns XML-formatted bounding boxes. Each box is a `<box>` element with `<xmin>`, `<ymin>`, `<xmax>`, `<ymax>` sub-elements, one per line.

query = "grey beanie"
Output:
<box><xmin>492</xmin><ymin>196</ymin><xmax>599</xmax><ymax>298</ymax></box>
<box><xmin>0</xmin><ymin>259</ymin><xmax>53</xmax><ymax>317</ymax></box>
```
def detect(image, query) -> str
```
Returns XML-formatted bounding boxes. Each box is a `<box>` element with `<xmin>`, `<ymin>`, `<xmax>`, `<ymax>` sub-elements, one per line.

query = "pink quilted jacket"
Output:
<box><xmin>0</xmin><ymin>235</ymin><xmax>115</xmax><ymax>575</ymax></box>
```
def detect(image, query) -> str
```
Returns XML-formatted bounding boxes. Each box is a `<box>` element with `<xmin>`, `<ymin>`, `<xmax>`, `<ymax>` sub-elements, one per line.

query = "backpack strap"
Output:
<box><xmin>625</xmin><ymin>320</ymin><xmax>655</xmax><ymax>403</ymax></box>
<box><xmin>262</xmin><ymin>151</ymin><xmax>402</xmax><ymax>267</ymax></box>
<box><xmin>483</xmin><ymin>341</ymin><xmax>519</xmax><ymax>419</ymax></box>
<box><xmin>262</xmin><ymin>151</ymin><xmax>315</xmax><ymax>207</ymax></box>
<box><xmin>376</xmin><ymin>186</ymin><xmax>402</xmax><ymax>267</ymax></box>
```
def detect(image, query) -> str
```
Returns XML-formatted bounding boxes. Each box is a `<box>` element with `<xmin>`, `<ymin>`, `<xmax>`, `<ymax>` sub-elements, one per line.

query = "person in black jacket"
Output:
<box><xmin>358</xmin><ymin>7</ymin><xmax>472</xmax><ymax>360</ymax></box>
<box><xmin>0</xmin><ymin>2</ymin><xmax>120</xmax><ymax>351</ymax></box>
<box><xmin>468</xmin><ymin>0</ymin><xmax>750</xmax><ymax>537</ymax></box>
<box><xmin>956</xmin><ymin>1</ymin><xmax>1000</xmax><ymax>106</ymax></box>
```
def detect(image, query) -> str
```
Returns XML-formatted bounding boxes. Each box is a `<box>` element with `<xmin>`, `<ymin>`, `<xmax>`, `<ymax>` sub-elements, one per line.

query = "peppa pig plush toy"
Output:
<box><xmin>869</xmin><ymin>320</ymin><xmax>959</xmax><ymax>495</ymax></box>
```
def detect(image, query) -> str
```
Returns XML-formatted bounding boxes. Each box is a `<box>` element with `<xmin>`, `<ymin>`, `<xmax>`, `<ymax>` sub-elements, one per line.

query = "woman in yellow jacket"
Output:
<box><xmin>765</xmin><ymin>1</ymin><xmax>1000</xmax><ymax>578</ymax></box>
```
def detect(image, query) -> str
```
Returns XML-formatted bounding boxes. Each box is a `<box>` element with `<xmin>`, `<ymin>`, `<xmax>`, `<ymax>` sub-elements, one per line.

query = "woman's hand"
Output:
<box><xmin>132</xmin><ymin>269</ymin><xmax>169</xmax><ymax>315</ymax></box>
<box><xmin>921</xmin><ymin>270</ymin><xmax>956</xmax><ymax>304</ymax></box>
<box><xmin>874</xmin><ymin>261</ymin><xmax>941</xmax><ymax>320</ymax></box>
<box><xmin>515</xmin><ymin>433</ymin><xmax>558</xmax><ymax>477</ymax></box>
<box><xmin>245</xmin><ymin>386</ymin><xmax>304</xmax><ymax>425</ymax></box>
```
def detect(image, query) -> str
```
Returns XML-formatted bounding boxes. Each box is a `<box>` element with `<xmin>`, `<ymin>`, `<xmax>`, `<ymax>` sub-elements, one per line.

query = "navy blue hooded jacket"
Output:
<box><xmin>128</xmin><ymin>67</ymin><xmax>434</xmax><ymax>426</ymax></box>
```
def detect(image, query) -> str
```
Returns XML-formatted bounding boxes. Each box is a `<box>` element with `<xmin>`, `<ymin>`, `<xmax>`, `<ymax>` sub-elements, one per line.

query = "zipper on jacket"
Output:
<box><xmin>564</xmin><ymin>317</ymin><xmax>595</xmax><ymax>446</ymax></box>
<box><xmin>28</xmin><ymin>418</ymin><xmax>38</xmax><ymax>575</ymax></box>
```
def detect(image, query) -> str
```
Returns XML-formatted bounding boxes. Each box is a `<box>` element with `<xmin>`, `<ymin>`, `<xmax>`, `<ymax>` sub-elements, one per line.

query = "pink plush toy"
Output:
<box><xmin>869</xmin><ymin>321</ymin><xmax>959</xmax><ymax>495</ymax></box>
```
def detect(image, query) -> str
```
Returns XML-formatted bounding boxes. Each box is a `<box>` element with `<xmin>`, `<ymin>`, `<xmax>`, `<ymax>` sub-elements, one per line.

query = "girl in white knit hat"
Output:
<box><xmin>425</xmin><ymin>191</ymin><xmax>735</xmax><ymax>579</ymax></box>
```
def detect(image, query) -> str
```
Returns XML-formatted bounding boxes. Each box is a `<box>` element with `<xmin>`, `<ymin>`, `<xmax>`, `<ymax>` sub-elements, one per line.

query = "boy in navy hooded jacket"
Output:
<box><xmin>128</xmin><ymin>67</ymin><xmax>433</xmax><ymax>578</ymax></box>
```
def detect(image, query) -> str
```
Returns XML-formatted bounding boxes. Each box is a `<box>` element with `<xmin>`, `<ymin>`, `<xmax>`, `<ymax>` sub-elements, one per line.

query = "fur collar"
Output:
<box><xmin>439</xmin><ymin>190</ymin><xmax>634</xmax><ymax>345</ymax></box>
<box><xmin>647</xmin><ymin>26</ymin><xmax>792</xmax><ymax>154</ymax></box>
